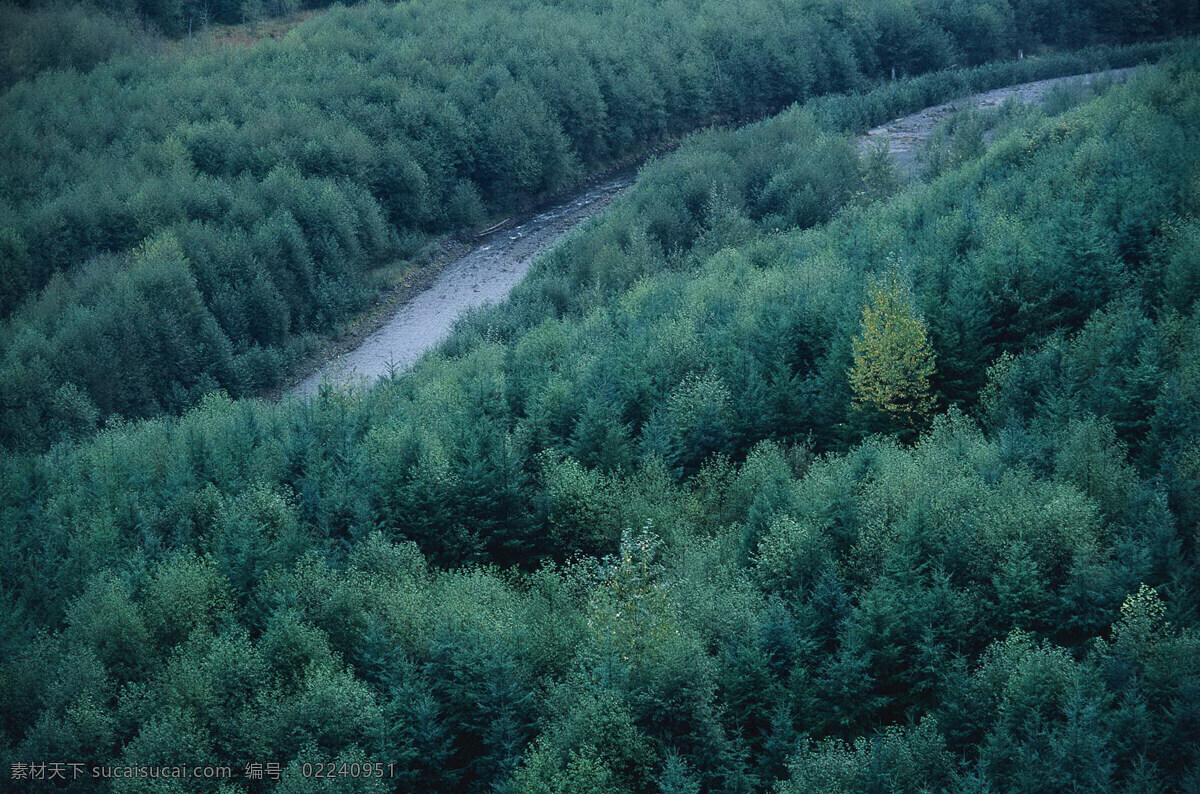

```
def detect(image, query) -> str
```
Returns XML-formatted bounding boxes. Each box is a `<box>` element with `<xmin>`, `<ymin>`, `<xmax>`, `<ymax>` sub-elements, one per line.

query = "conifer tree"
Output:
<box><xmin>848</xmin><ymin>274</ymin><xmax>937</xmax><ymax>430</ymax></box>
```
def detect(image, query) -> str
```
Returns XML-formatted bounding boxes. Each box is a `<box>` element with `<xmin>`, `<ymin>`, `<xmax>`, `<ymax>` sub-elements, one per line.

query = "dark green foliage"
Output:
<box><xmin>0</xmin><ymin>2</ymin><xmax>146</xmax><ymax>87</ymax></box>
<box><xmin>0</xmin><ymin>228</ymin><xmax>32</xmax><ymax>317</ymax></box>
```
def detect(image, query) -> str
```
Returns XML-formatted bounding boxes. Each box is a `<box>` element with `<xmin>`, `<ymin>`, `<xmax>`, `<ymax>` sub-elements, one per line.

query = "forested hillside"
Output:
<box><xmin>2</xmin><ymin>44</ymin><xmax>1198</xmax><ymax>791</ymax></box>
<box><xmin>1</xmin><ymin>0</ymin><xmax>1195</xmax><ymax>451</ymax></box>
<box><xmin>5</xmin><ymin>0</ymin><xmax>1198</xmax><ymax>46</ymax></box>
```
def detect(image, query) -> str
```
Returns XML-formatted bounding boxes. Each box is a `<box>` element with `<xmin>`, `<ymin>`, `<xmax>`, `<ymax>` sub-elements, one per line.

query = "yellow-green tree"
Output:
<box><xmin>848</xmin><ymin>274</ymin><xmax>936</xmax><ymax>427</ymax></box>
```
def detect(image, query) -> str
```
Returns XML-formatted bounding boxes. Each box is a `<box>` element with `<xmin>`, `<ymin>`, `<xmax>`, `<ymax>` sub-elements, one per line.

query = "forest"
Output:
<box><xmin>1</xmin><ymin>0</ymin><xmax>1199</xmax><ymax>450</ymax></box>
<box><xmin>2</xmin><ymin>0</ymin><xmax>1200</xmax><ymax>791</ymax></box>
<box><xmin>2</xmin><ymin>12</ymin><xmax>1200</xmax><ymax>791</ymax></box>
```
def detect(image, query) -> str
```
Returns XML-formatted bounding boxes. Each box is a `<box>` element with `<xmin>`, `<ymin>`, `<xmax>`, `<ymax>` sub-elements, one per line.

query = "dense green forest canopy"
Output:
<box><xmin>0</xmin><ymin>1</ymin><xmax>149</xmax><ymax>87</ymax></box>
<box><xmin>1</xmin><ymin>0</ymin><xmax>1196</xmax><ymax>451</ymax></box>
<box><xmin>3</xmin><ymin>0</ymin><xmax>1196</xmax><ymax>45</ymax></box>
<box><xmin>2</xmin><ymin>43</ymin><xmax>1198</xmax><ymax>791</ymax></box>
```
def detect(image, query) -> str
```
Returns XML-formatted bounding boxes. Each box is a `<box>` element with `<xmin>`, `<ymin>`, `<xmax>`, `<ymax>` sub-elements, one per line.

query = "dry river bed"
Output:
<box><xmin>290</xmin><ymin>177</ymin><xmax>631</xmax><ymax>395</ymax></box>
<box><xmin>860</xmin><ymin>67</ymin><xmax>1139</xmax><ymax>174</ymax></box>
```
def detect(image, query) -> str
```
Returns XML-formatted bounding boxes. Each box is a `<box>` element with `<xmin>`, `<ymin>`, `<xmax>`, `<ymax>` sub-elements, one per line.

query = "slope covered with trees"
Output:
<box><xmin>0</xmin><ymin>0</ymin><xmax>1192</xmax><ymax>451</ymax></box>
<box><xmin>1</xmin><ymin>45</ymin><xmax>1198</xmax><ymax>791</ymax></box>
<box><xmin>6</xmin><ymin>0</ymin><xmax>1198</xmax><ymax>46</ymax></box>
<box><xmin>0</xmin><ymin>1</ymin><xmax>150</xmax><ymax>87</ymax></box>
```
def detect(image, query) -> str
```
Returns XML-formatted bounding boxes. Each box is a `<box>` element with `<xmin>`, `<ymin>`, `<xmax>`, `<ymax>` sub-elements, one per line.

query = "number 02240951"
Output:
<box><xmin>300</xmin><ymin>762</ymin><xmax>395</xmax><ymax>779</ymax></box>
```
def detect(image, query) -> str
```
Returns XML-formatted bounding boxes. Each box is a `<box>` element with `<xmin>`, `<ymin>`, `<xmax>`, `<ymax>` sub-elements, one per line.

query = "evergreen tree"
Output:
<box><xmin>848</xmin><ymin>273</ymin><xmax>937</xmax><ymax>434</ymax></box>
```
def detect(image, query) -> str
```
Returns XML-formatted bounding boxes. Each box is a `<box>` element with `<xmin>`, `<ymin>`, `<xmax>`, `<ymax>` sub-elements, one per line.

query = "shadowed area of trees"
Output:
<box><xmin>7</xmin><ymin>0</ymin><xmax>1198</xmax><ymax>47</ymax></box>
<box><xmin>1</xmin><ymin>44</ymin><xmax>1198</xmax><ymax>791</ymax></box>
